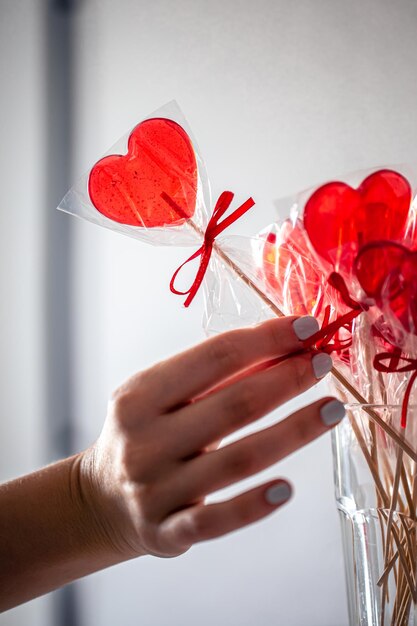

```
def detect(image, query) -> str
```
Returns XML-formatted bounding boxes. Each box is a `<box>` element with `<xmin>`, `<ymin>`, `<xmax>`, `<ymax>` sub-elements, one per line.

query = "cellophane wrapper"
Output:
<box><xmin>59</xmin><ymin>101</ymin><xmax>210</xmax><ymax>247</ymax></box>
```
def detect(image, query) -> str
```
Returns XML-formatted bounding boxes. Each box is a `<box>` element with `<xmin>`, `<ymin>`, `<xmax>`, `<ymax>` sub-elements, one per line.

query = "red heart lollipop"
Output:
<box><xmin>304</xmin><ymin>170</ymin><xmax>411</xmax><ymax>273</ymax></box>
<box><xmin>355</xmin><ymin>241</ymin><xmax>417</xmax><ymax>333</ymax></box>
<box><xmin>89</xmin><ymin>118</ymin><xmax>198</xmax><ymax>228</ymax></box>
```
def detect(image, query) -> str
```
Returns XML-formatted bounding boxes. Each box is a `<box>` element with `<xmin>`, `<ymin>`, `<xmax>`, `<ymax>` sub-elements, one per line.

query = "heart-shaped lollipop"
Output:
<box><xmin>355</xmin><ymin>241</ymin><xmax>417</xmax><ymax>333</ymax></box>
<box><xmin>89</xmin><ymin>118</ymin><xmax>198</xmax><ymax>228</ymax></box>
<box><xmin>304</xmin><ymin>170</ymin><xmax>412</xmax><ymax>273</ymax></box>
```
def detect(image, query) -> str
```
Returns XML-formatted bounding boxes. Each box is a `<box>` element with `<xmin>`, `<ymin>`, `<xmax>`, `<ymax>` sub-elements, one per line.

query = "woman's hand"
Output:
<box><xmin>0</xmin><ymin>315</ymin><xmax>345</xmax><ymax>611</ymax></box>
<box><xmin>79</xmin><ymin>315</ymin><xmax>344</xmax><ymax>561</ymax></box>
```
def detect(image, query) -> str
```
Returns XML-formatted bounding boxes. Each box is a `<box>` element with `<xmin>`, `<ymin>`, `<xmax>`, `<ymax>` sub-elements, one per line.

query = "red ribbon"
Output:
<box><xmin>374</xmin><ymin>350</ymin><xmax>417</xmax><ymax>428</ymax></box>
<box><xmin>163</xmin><ymin>191</ymin><xmax>255</xmax><ymax>307</ymax></box>
<box><xmin>303</xmin><ymin>272</ymin><xmax>367</xmax><ymax>353</ymax></box>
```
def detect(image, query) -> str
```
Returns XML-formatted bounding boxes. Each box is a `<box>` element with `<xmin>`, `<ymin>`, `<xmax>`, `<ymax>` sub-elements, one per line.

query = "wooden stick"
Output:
<box><xmin>401</xmin><ymin>466</ymin><xmax>414</xmax><ymax>519</ymax></box>
<box><xmin>381</xmin><ymin>504</ymin><xmax>417</xmax><ymax>624</ymax></box>
<box><xmin>399</xmin><ymin>516</ymin><xmax>415</xmax><ymax>578</ymax></box>
<box><xmin>391</xmin><ymin>525</ymin><xmax>417</xmax><ymax>604</ymax></box>
<box><xmin>377</xmin><ymin>537</ymin><xmax>407</xmax><ymax>587</ymax></box>
<box><xmin>378</xmin><ymin>508</ymin><xmax>391</xmax><ymax>608</ymax></box>
<box><xmin>379</xmin><ymin>516</ymin><xmax>416</xmax><ymax>588</ymax></box>
<box><xmin>382</xmin><ymin>443</ymin><xmax>405</xmax><ymax>614</ymax></box>
<box><xmin>379</xmin><ymin>507</ymin><xmax>417</xmax><ymax>606</ymax></box>
<box><xmin>347</xmin><ymin>411</ymin><xmax>389</xmax><ymax>507</ymax></box>
<box><xmin>396</xmin><ymin>589</ymin><xmax>412</xmax><ymax>626</ymax></box>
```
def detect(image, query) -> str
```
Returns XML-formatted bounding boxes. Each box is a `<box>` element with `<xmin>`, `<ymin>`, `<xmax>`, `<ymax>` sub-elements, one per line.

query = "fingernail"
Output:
<box><xmin>312</xmin><ymin>353</ymin><xmax>333</xmax><ymax>379</ymax></box>
<box><xmin>320</xmin><ymin>399</ymin><xmax>346</xmax><ymax>427</ymax></box>
<box><xmin>265</xmin><ymin>482</ymin><xmax>292</xmax><ymax>506</ymax></box>
<box><xmin>293</xmin><ymin>316</ymin><xmax>320</xmax><ymax>340</ymax></box>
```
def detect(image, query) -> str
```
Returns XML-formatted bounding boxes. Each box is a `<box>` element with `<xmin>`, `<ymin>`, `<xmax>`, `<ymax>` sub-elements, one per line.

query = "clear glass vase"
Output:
<box><xmin>332</xmin><ymin>404</ymin><xmax>417</xmax><ymax>626</ymax></box>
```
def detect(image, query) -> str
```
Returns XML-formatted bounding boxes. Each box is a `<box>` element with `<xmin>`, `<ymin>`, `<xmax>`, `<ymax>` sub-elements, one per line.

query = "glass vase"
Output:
<box><xmin>332</xmin><ymin>404</ymin><xmax>417</xmax><ymax>626</ymax></box>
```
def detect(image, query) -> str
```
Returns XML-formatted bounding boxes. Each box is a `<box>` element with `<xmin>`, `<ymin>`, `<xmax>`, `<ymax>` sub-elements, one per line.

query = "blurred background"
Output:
<box><xmin>2</xmin><ymin>0</ymin><xmax>417</xmax><ymax>624</ymax></box>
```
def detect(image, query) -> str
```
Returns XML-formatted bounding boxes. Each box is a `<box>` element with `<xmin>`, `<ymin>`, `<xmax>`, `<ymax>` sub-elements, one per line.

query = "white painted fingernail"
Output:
<box><xmin>293</xmin><ymin>316</ymin><xmax>320</xmax><ymax>340</ymax></box>
<box><xmin>265</xmin><ymin>482</ymin><xmax>292</xmax><ymax>506</ymax></box>
<box><xmin>312</xmin><ymin>353</ymin><xmax>333</xmax><ymax>379</ymax></box>
<box><xmin>320</xmin><ymin>399</ymin><xmax>346</xmax><ymax>427</ymax></box>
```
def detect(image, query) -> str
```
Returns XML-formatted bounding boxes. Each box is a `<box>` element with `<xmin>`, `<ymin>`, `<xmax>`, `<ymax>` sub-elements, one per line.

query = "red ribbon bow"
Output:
<box><xmin>163</xmin><ymin>191</ymin><xmax>255</xmax><ymax>307</ymax></box>
<box><xmin>303</xmin><ymin>272</ymin><xmax>368</xmax><ymax>353</ymax></box>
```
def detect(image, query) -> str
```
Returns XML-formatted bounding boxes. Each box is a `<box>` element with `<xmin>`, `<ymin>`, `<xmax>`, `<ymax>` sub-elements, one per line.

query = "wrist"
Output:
<box><xmin>0</xmin><ymin>452</ymin><xmax>136</xmax><ymax>610</ymax></box>
<box><xmin>77</xmin><ymin>446</ymin><xmax>145</xmax><ymax>563</ymax></box>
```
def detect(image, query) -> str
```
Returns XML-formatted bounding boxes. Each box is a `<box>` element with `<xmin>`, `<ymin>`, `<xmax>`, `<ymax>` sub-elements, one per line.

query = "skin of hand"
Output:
<box><xmin>0</xmin><ymin>315</ymin><xmax>345</xmax><ymax>611</ymax></box>
<box><xmin>80</xmin><ymin>314</ymin><xmax>343</xmax><ymax>558</ymax></box>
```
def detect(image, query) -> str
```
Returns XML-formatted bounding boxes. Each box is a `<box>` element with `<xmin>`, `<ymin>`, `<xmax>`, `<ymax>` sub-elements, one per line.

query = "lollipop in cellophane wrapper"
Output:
<box><xmin>60</xmin><ymin>102</ymin><xmax>210</xmax><ymax>246</ymax></box>
<box><xmin>59</xmin><ymin>101</ymin><xmax>417</xmax><ymax>624</ymax></box>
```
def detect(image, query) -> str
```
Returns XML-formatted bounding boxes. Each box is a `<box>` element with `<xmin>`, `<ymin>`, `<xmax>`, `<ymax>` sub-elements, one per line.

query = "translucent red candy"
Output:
<box><xmin>355</xmin><ymin>242</ymin><xmax>417</xmax><ymax>333</ymax></box>
<box><xmin>89</xmin><ymin>118</ymin><xmax>197</xmax><ymax>228</ymax></box>
<box><xmin>303</xmin><ymin>170</ymin><xmax>411</xmax><ymax>273</ymax></box>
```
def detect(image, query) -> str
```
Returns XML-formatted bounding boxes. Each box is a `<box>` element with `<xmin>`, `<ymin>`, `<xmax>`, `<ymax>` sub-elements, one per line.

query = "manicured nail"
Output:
<box><xmin>265</xmin><ymin>482</ymin><xmax>292</xmax><ymax>506</ymax></box>
<box><xmin>293</xmin><ymin>316</ymin><xmax>320</xmax><ymax>340</ymax></box>
<box><xmin>320</xmin><ymin>399</ymin><xmax>346</xmax><ymax>427</ymax></box>
<box><xmin>312</xmin><ymin>353</ymin><xmax>333</xmax><ymax>379</ymax></box>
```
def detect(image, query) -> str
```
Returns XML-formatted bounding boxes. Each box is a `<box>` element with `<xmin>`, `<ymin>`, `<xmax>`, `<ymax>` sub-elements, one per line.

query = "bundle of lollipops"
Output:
<box><xmin>60</xmin><ymin>105</ymin><xmax>417</xmax><ymax>624</ymax></box>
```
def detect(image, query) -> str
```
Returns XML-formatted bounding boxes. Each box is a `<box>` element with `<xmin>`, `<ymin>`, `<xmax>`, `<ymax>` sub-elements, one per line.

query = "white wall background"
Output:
<box><xmin>0</xmin><ymin>2</ymin><xmax>51</xmax><ymax>626</ymax></box>
<box><xmin>3</xmin><ymin>1</ymin><xmax>417</xmax><ymax>625</ymax></box>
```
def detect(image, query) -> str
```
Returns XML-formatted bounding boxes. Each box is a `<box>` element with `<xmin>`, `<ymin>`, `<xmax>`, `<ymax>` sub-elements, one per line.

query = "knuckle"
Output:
<box><xmin>121</xmin><ymin>480</ymin><xmax>159</xmax><ymax>517</ymax></box>
<box><xmin>184</xmin><ymin>511</ymin><xmax>210</xmax><ymax>542</ymax></box>
<box><xmin>119</xmin><ymin>444</ymin><xmax>146</xmax><ymax>481</ymax></box>
<box><xmin>223</xmin><ymin>447</ymin><xmax>256</xmax><ymax>480</ymax></box>
<box><xmin>110</xmin><ymin>371</ymin><xmax>149</xmax><ymax>427</ymax></box>
<box><xmin>225</xmin><ymin>384</ymin><xmax>259</xmax><ymax>424</ymax></box>
<box><xmin>119</xmin><ymin>437</ymin><xmax>168</xmax><ymax>485</ymax></box>
<box><xmin>265</xmin><ymin>318</ymin><xmax>286</xmax><ymax>350</ymax></box>
<box><xmin>111</xmin><ymin>388</ymin><xmax>135</xmax><ymax>426</ymax></box>
<box><xmin>286</xmin><ymin>357</ymin><xmax>309</xmax><ymax>395</ymax></box>
<box><xmin>135</xmin><ymin>483</ymin><xmax>159</xmax><ymax>515</ymax></box>
<box><xmin>111</xmin><ymin>387</ymin><xmax>130</xmax><ymax>411</ymax></box>
<box><xmin>234</xmin><ymin>498</ymin><xmax>254</xmax><ymax>526</ymax></box>
<box><xmin>207</xmin><ymin>334</ymin><xmax>241</xmax><ymax>371</ymax></box>
<box><xmin>293</xmin><ymin>415</ymin><xmax>314</xmax><ymax>445</ymax></box>
<box><xmin>136</xmin><ymin>365</ymin><xmax>156</xmax><ymax>390</ymax></box>
<box><xmin>119</xmin><ymin>448</ymin><xmax>138</xmax><ymax>480</ymax></box>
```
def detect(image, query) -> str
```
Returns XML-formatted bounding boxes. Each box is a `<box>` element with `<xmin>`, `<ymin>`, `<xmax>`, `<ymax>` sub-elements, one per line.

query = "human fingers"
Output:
<box><xmin>159</xmin><ymin>480</ymin><xmax>292</xmax><ymax>551</ymax></box>
<box><xmin>112</xmin><ymin>315</ymin><xmax>320</xmax><ymax>420</ymax></box>
<box><xmin>158</xmin><ymin>398</ymin><xmax>344</xmax><ymax>510</ymax></box>
<box><xmin>154</xmin><ymin>350</ymin><xmax>332</xmax><ymax>460</ymax></box>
